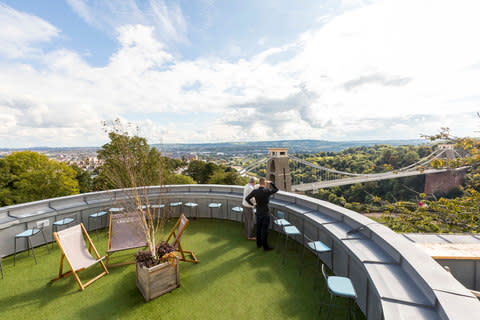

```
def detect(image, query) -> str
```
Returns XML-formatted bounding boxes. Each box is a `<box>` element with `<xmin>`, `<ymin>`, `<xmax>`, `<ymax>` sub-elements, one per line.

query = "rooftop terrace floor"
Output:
<box><xmin>1</xmin><ymin>219</ymin><xmax>364</xmax><ymax>319</ymax></box>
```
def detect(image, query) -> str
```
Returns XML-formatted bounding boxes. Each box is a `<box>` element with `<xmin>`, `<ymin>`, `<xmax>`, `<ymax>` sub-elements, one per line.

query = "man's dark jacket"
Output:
<box><xmin>245</xmin><ymin>182</ymin><xmax>279</xmax><ymax>215</ymax></box>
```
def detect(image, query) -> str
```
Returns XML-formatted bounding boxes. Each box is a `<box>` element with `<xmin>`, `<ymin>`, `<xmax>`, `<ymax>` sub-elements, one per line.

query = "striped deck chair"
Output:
<box><xmin>106</xmin><ymin>212</ymin><xmax>147</xmax><ymax>267</ymax></box>
<box><xmin>51</xmin><ymin>223</ymin><xmax>108</xmax><ymax>291</ymax></box>
<box><xmin>165</xmin><ymin>214</ymin><xmax>199</xmax><ymax>263</ymax></box>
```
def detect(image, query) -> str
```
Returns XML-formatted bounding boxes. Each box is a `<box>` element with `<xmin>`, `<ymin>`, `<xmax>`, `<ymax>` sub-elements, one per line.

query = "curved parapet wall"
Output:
<box><xmin>1</xmin><ymin>185</ymin><xmax>479</xmax><ymax>319</ymax></box>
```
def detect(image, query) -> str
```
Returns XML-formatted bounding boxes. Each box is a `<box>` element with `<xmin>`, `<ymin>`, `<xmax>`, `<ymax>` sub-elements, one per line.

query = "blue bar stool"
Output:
<box><xmin>301</xmin><ymin>234</ymin><xmax>331</xmax><ymax>276</ymax></box>
<box><xmin>231</xmin><ymin>206</ymin><xmax>243</xmax><ymax>223</ymax></box>
<box><xmin>208</xmin><ymin>202</ymin><xmax>222</xmax><ymax>219</ymax></box>
<box><xmin>282</xmin><ymin>225</ymin><xmax>302</xmax><ymax>264</ymax></box>
<box><xmin>14</xmin><ymin>226</ymin><xmax>50</xmax><ymax>266</ymax></box>
<box><xmin>51</xmin><ymin>216</ymin><xmax>75</xmax><ymax>248</ymax></box>
<box><xmin>274</xmin><ymin>211</ymin><xmax>291</xmax><ymax>252</ymax></box>
<box><xmin>169</xmin><ymin>202</ymin><xmax>183</xmax><ymax>217</ymax></box>
<box><xmin>184</xmin><ymin>202</ymin><xmax>199</xmax><ymax>218</ymax></box>
<box><xmin>87</xmin><ymin>210</ymin><xmax>108</xmax><ymax>237</ymax></box>
<box><xmin>320</xmin><ymin>264</ymin><xmax>357</xmax><ymax>319</ymax></box>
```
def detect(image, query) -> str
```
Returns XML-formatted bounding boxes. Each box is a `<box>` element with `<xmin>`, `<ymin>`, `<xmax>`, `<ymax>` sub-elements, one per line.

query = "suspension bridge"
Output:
<box><xmin>239</xmin><ymin>146</ymin><xmax>469</xmax><ymax>192</ymax></box>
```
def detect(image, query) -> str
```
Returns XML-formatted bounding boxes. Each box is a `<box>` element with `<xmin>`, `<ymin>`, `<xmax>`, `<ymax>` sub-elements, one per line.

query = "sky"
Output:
<box><xmin>0</xmin><ymin>0</ymin><xmax>479</xmax><ymax>147</ymax></box>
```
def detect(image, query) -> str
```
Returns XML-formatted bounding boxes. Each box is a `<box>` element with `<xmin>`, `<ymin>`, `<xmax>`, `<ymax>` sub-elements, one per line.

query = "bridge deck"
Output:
<box><xmin>292</xmin><ymin>168</ymin><xmax>449</xmax><ymax>192</ymax></box>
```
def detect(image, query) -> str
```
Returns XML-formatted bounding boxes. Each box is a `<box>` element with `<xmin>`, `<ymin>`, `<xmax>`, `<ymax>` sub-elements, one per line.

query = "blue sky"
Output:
<box><xmin>1</xmin><ymin>0</ymin><xmax>479</xmax><ymax>147</ymax></box>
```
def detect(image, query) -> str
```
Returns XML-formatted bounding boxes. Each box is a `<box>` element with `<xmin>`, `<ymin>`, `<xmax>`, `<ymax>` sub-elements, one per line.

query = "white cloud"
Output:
<box><xmin>1</xmin><ymin>0</ymin><xmax>480</xmax><ymax>147</ymax></box>
<box><xmin>0</xmin><ymin>3</ymin><xmax>59</xmax><ymax>58</ymax></box>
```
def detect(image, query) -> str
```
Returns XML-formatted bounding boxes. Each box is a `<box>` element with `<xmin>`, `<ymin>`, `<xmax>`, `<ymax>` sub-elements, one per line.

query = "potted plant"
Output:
<box><xmin>135</xmin><ymin>242</ymin><xmax>179</xmax><ymax>301</ymax></box>
<box><xmin>97</xmin><ymin>119</ymin><xmax>179</xmax><ymax>301</ymax></box>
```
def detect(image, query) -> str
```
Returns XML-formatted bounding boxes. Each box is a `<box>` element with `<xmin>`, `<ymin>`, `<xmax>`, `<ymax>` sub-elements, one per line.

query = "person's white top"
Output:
<box><xmin>242</xmin><ymin>183</ymin><xmax>258</xmax><ymax>208</ymax></box>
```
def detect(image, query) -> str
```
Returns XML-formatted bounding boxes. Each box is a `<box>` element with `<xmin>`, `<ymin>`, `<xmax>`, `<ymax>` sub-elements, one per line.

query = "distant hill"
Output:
<box><xmin>153</xmin><ymin>139</ymin><xmax>426</xmax><ymax>154</ymax></box>
<box><xmin>0</xmin><ymin>139</ymin><xmax>427</xmax><ymax>155</ymax></box>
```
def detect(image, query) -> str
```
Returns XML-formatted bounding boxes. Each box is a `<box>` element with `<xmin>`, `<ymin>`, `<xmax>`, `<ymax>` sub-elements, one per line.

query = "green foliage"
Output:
<box><xmin>382</xmin><ymin>188</ymin><xmax>480</xmax><ymax>233</ymax></box>
<box><xmin>184</xmin><ymin>160</ymin><xmax>247</xmax><ymax>185</ymax></box>
<box><xmin>291</xmin><ymin>144</ymin><xmax>433</xmax><ymax>209</ymax></box>
<box><xmin>0</xmin><ymin>151</ymin><xmax>79</xmax><ymax>206</ymax></box>
<box><xmin>297</xmin><ymin>132</ymin><xmax>480</xmax><ymax>233</ymax></box>
<box><xmin>96</xmin><ymin>130</ymin><xmax>163</xmax><ymax>189</ymax></box>
<box><xmin>184</xmin><ymin>160</ymin><xmax>215</xmax><ymax>184</ymax></box>
<box><xmin>382</xmin><ymin>131</ymin><xmax>480</xmax><ymax>233</ymax></box>
<box><xmin>165</xmin><ymin>174</ymin><xmax>196</xmax><ymax>185</ymax></box>
<box><xmin>0</xmin><ymin>159</ymin><xmax>13</xmax><ymax>206</ymax></box>
<box><xmin>70</xmin><ymin>164</ymin><xmax>93</xmax><ymax>193</ymax></box>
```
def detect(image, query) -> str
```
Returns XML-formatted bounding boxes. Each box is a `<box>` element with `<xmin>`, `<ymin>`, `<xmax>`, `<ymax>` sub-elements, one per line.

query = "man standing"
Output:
<box><xmin>242</xmin><ymin>177</ymin><xmax>257</xmax><ymax>240</ymax></box>
<box><xmin>245</xmin><ymin>178</ymin><xmax>279</xmax><ymax>251</ymax></box>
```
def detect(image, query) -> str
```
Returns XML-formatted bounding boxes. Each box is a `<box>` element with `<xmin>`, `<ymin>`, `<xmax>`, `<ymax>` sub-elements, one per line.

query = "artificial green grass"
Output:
<box><xmin>0</xmin><ymin>219</ymin><xmax>364</xmax><ymax>319</ymax></box>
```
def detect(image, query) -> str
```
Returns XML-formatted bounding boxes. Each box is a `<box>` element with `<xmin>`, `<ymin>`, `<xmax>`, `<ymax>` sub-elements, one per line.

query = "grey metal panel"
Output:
<box><xmin>364</xmin><ymin>263</ymin><xmax>433</xmax><ymax>307</ymax></box>
<box><xmin>435</xmin><ymin>259</ymin><xmax>475</xmax><ymax>290</ymax></box>
<box><xmin>381</xmin><ymin>300</ymin><xmax>437</xmax><ymax>320</ymax></box>
<box><xmin>293</xmin><ymin>196</ymin><xmax>319</xmax><ymax>211</ymax></box>
<box><xmin>85</xmin><ymin>191</ymin><xmax>113</xmax><ymax>204</ymax></box>
<box><xmin>477</xmin><ymin>261</ymin><xmax>480</xmax><ymax>291</ymax></box>
<box><xmin>167</xmin><ymin>185</ymin><xmax>190</xmax><ymax>192</ymax></box>
<box><xmin>400</xmin><ymin>249</ymin><xmax>474</xmax><ymax>300</ymax></box>
<box><xmin>367</xmin><ymin>288</ymin><xmax>383</xmax><ymax>320</ymax></box>
<box><xmin>3</xmin><ymin>223</ymin><xmax>29</xmax><ymax>254</ymax></box>
<box><xmin>332</xmin><ymin>240</ymin><xmax>349</xmax><ymax>276</ymax></box>
<box><xmin>302</xmin><ymin>220</ymin><xmax>318</xmax><ymax>240</ymax></box>
<box><xmin>207</xmin><ymin>193</ymin><xmax>241</xmax><ymax>201</ymax></box>
<box><xmin>343</xmin><ymin>239</ymin><xmax>397</xmax><ymax>264</ymax></box>
<box><xmin>349</xmin><ymin>257</ymin><xmax>368</xmax><ymax>314</ymax></box>
<box><xmin>404</xmin><ymin>233</ymin><xmax>480</xmax><ymax>244</ymax></box>
<box><xmin>269</xmin><ymin>199</ymin><xmax>292</xmax><ymax>209</ymax></box>
<box><xmin>324</xmin><ymin>222</ymin><xmax>366</xmax><ymax>240</ymax></box>
<box><xmin>209</xmin><ymin>185</ymin><xmax>232</xmax><ymax>194</ymax></box>
<box><xmin>381</xmin><ymin>227</ymin><xmax>478</xmax><ymax>300</ymax></box>
<box><xmin>283</xmin><ymin>203</ymin><xmax>314</xmax><ymax>215</ymax></box>
<box><xmin>271</xmin><ymin>192</ymin><xmax>294</xmax><ymax>204</ymax></box>
<box><xmin>0</xmin><ymin>211</ymin><xmax>17</xmax><ymax>227</ymax></box>
<box><xmin>435</xmin><ymin>290</ymin><xmax>480</xmax><ymax>320</ymax></box>
<box><xmin>304</xmin><ymin>212</ymin><xmax>339</xmax><ymax>225</ymax></box>
<box><xmin>8</xmin><ymin>202</ymin><xmax>54</xmax><ymax>218</ymax></box>
<box><xmin>191</xmin><ymin>185</ymin><xmax>212</xmax><ymax>193</ymax></box>
<box><xmin>437</xmin><ymin>234</ymin><xmax>480</xmax><ymax>244</ymax></box>
<box><xmin>371</xmin><ymin>230</ymin><xmax>402</xmax><ymax>263</ymax></box>
<box><xmin>402</xmin><ymin>233</ymin><xmax>448</xmax><ymax>243</ymax></box>
<box><xmin>50</xmin><ymin>196</ymin><xmax>89</xmax><ymax>211</ymax></box>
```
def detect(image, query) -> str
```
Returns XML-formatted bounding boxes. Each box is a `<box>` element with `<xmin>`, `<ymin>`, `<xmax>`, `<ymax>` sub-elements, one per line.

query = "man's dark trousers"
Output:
<box><xmin>256</xmin><ymin>214</ymin><xmax>270</xmax><ymax>249</ymax></box>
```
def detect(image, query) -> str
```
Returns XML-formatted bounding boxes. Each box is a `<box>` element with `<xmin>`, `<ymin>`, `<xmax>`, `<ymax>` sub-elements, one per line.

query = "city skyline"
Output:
<box><xmin>1</xmin><ymin>0</ymin><xmax>480</xmax><ymax>148</ymax></box>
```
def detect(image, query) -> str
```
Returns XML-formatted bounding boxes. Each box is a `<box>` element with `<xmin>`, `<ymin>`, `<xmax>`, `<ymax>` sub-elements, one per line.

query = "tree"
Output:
<box><xmin>0</xmin><ymin>159</ymin><xmax>13</xmax><ymax>206</ymax></box>
<box><xmin>96</xmin><ymin>119</ymin><xmax>165</xmax><ymax>262</ymax></box>
<box><xmin>183</xmin><ymin>160</ymin><xmax>207</xmax><ymax>183</ymax></box>
<box><xmin>165</xmin><ymin>174</ymin><xmax>196</xmax><ymax>185</ymax></box>
<box><xmin>382</xmin><ymin>128</ymin><xmax>480</xmax><ymax>233</ymax></box>
<box><xmin>96</xmin><ymin>124</ymin><xmax>163</xmax><ymax>189</ymax></box>
<box><xmin>207</xmin><ymin>170</ymin><xmax>248</xmax><ymax>185</ymax></box>
<box><xmin>184</xmin><ymin>159</ymin><xmax>247</xmax><ymax>185</ymax></box>
<box><xmin>1</xmin><ymin>151</ymin><xmax>79</xmax><ymax>205</ymax></box>
<box><xmin>71</xmin><ymin>164</ymin><xmax>93</xmax><ymax>193</ymax></box>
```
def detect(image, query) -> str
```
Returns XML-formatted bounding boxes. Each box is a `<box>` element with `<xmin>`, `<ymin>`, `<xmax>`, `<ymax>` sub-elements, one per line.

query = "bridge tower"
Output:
<box><xmin>437</xmin><ymin>144</ymin><xmax>456</xmax><ymax>160</ymax></box>
<box><xmin>266</xmin><ymin>148</ymin><xmax>291</xmax><ymax>192</ymax></box>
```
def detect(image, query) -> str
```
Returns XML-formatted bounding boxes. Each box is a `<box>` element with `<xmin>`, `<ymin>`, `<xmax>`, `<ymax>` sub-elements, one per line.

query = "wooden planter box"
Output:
<box><xmin>136</xmin><ymin>257</ymin><xmax>180</xmax><ymax>301</ymax></box>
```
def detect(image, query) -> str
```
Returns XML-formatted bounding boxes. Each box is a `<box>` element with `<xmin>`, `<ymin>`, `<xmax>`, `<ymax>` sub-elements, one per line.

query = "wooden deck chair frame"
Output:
<box><xmin>51</xmin><ymin>223</ymin><xmax>108</xmax><ymax>291</ymax></box>
<box><xmin>106</xmin><ymin>212</ymin><xmax>147</xmax><ymax>267</ymax></box>
<box><xmin>165</xmin><ymin>214</ymin><xmax>199</xmax><ymax>263</ymax></box>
